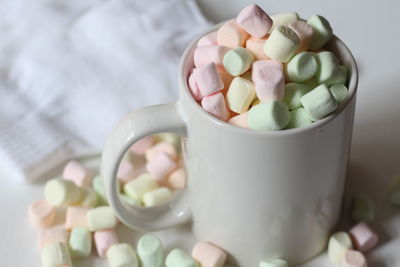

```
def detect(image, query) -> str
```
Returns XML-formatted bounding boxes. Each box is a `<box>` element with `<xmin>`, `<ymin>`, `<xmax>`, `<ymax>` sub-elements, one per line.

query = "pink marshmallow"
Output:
<box><xmin>94</xmin><ymin>229</ymin><xmax>119</xmax><ymax>257</ymax></box>
<box><xmin>39</xmin><ymin>224</ymin><xmax>69</xmax><ymax>249</ymax></box>
<box><xmin>194</xmin><ymin>45</ymin><xmax>229</xmax><ymax>68</ymax></box>
<box><xmin>192</xmin><ymin>241</ymin><xmax>228</xmax><ymax>267</ymax></box>
<box><xmin>349</xmin><ymin>222</ymin><xmax>379</xmax><ymax>253</ymax></box>
<box><xmin>196</xmin><ymin>63</ymin><xmax>224</xmax><ymax>98</ymax></box>
<box><xmin>117</xmin><ymin>160</ymin><xmax>136</xmax><ymax>184</ymax></box>
<box><xmin>29</xmin><ymin>199</ymin><xmax>56</xmax><ymax>228</ymax></box>
<box><xmin>342</xmin><ymin>250</ymin><xmax>367</xmax><ymax>267</ymax></box>
<box><xmin>145</xmin><ymin>141</ymin><xmax>178</xmax><ymax>162</ymax></box>
<box><xmin>197</xmin><ymin>31</ymin><xmax>218</xmax><ymax>47</ymax></box>
<box><xmin>228</xmin><ymin>112</ymin><xmax>249</xmax><ymax>128</ymax></box>
<box><xmin>188</xmin><ymin>70</ymin><xmax>202</xmax><ymax>101</ymax></box>
<box><xmin>236</xmin><ymin>4</ymin><xmax>272</xmax><ymax>38</ymax></box>
<box><xmin>201</xmin><ymin>92</ymin><xmax>230</xmax><ymax>122</ymax></box>
<box><xmin>217</xmin><ymin>20</ymin><xmax>249</xmax><ymax>48</ymax></box>
<box><xmin>146</xmin><ymin>152</ymin><xmax>177</xmax><ymax>182</ymax></box>
<box><xmin>65</xmin><ymin>207</ymin><xmax>89</xmax><ymax>230</ymax></box>
<box><xmin>63</xmin><ymin>160</ymin><xmax>92</xmax><ymax>187</ymax></box>
<box><xmin>252</xmin><ymin>59</ymin><xmax>283</xmax><ymax>71</ymax></box>
<box><xmin>167</xmin><ymin>168</ymin><xmax>186</xmax><ymax>190</ymax></box>
<box><xmin>245</xmin><ymin>38</ymin><xmax>269</xmax><ymax>60</ymax></box>
<box><xmin>288</xmin><ymin>20</ymin><xmax>314</xmax><ymax>53</ymax></box>
<box><xmin>252</xmin><ymin>61</ymin><xmax>285</xmax><ymax>101</ymax></box>
<box><xmin>129</xmin><ymin>136</ymin><xmax>154</xmax><ymax>155</ymax></box>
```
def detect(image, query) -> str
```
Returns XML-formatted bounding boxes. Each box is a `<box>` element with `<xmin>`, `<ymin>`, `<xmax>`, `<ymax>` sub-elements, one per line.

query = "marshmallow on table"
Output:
<box><xmin>315</xmin><ymin>51</ymin><xmax>339</xmax><ymax>84</ymax></box>
<box><xmin>226</xmin><ymin>77</ymin><xmax>256</xmax><ymax>113</ymax></box>
<box><xmin>301</xmin><ymin>84</ymin><xmax>338</xmax><ymax>121</ymax></box>
<box><xmin>327</xmin><ymin>65</ymin><xmax>348</xmax><ymax>86</ymax></box>
<box><xmin>194</xmin><ymin>45</ymin><xmax>229</xmax><ymax>68</ymax></box>
<box><xmin>307</xmin><ymin>15</ymin><xmax>333</xmax><ymax>50</ymax></box>
<box><xmin>192</xmin><ymin>241</ymin><xmax>227</xmax><ymax>267</ymax></box>
<box><xmin>248</xmin><ymin>101</ymin><xmax>290</xmax><ymax>131</ymax></box>
<box><xmin>288</xmin><ymin>20</ymin><xmax>314</xmax><ymax>52</ymax></box>
<box><xmin>263</xmin><ymin>25</ymin><xmax>300</xmax><ymax>63</ymax></box>
<box><xmin>349</xmin><ymin>222</ymin><xmax>379</xmax><ymax>253</ymax></box>
<box><xmin>167</xmin><ymin>168</ymin><xmax>186</xmax><ymax>190</ymax></box>
<box><xmin>29</xmin><ymin>199</ymin><xmax>56</xmax><ymax>228</ymax></box>
<box><xmin>342</xmin><ymin>250</ymin><xmax>367</xmax><ymax>267</ymax></box>
<box><xmin>87</xmin><ymin>206</ymin><xmax>117</xmax><ymax>232</ymax></box>
<box><xmin>143</xmin><ymin>187</ymin><xmax>172</xmax><ymax>207</ymax></box>
<box><xmin>63</xmin><ymin>160</ymin><xmax>92</xmax><ymax>187</ymax></box>
<box><xmin>146</xmin><ymin>152</ymin><xmax>177</xmax><ymax>182</ymax></box>
<box><xmin>259</xmin><ymin>259</ymin><xmax>289</xmax><ymax>267</ymax></box>
<box><xmin>217</xmin><ymin>20</ymin><xmax>249</xmax><ymax>48</ymax></box>
<box><xmin>124</xmin><ymin>173</ymin><xmax>159</xmax><ymax>200</ymax></box>
<box><xmin>188</xmin><ymin>71</ymin><xmax>202</xmax><ymax>101</ymax></box>
<box><xmin>39</xmin><ymin>224</ymin><xmax>69</xmax><ymax>249</ymax></box>
<box><xmin>80</xmin><ymin>187</ymin><xmax>99</xmax><ymax>207</ymax></box>
<box><xmin>328</xmin><ymin>231</ymin><xmax>353</xmax><ymax>264</ymax></box>
<box><xmin>117</xmin><ymin>160</ymin><xmax>136</xmax><ymax>184</ymax></box>
<box><xmin>197</xmin><ymin>31</ymin><xmax>218</xmax><ymax>47</ymax></box>
<box><xmin>246</xmin><ymin>38</ymin><xmax>269</xmax><ymax>60</ymax></box>
<box><xmin>287</xmin><ymin>108</ymin><xmax>313</xmax><ymax>129</ymax></box>
<box><xmin>107</xmin><ymin>243</ymin><xmax>139</xmax><ymax>267</ymax></box>
<box><xmin>229</xmin><ymin>112</ymin><xmax>249</xmax><ymax>128</ymax></box>
<box><xmin>93</xmin><ymin>175</ymin><xmax>108</xmax><ymax>205</ymax></box>
<box><xmin>252</xmin><ymin>61</ymin><xmax>285</xmax><ymax>102</ymax></box>
<box><xmin>94</xmin><ymin>229</ymin><xmax>119</xmax><ymax>257</ymax></box>
<box><xmin>201</xmin><ymin>92</ymin><xmax>230</xmax><ymax>122</ymax></box>
<box><xmin>129</xmin><ymin>136</ymin><xmax>154</xmax><ymax>155</ymax></box>
<box><xmin>194</xmin><ymin>63</ymin><xmax>224</xmax><ymax>98</ymax></box>
<box><xmin>236</xmin><ymin>4</ymin><xmax>272</xmax><ymax>38</ymax></box>
<box><xmin>270</xmin><ymin>12</ymin><xmax>299</xmax><ymax>32</ymax></box>
<box><xmin>44</xmin><ymin>179</ymin><xmax>82</xmax><ymax>206</ymax></box>
<box><xmin>145</xmin><ymin>141</ymin><xmax>178</xmax><ymax>162</ymax></box>
<box><xmin>69</xmin><ymin>227</ymin><xmax>92</xmax><ymax>258</ymax></box>
<box><xmin>283</xmin><ymin>82</ymin><xmax>312</xmax><ymax>109</ymax></box>
<box><xmin>351</xmin><ymin>195</ymin><xmax>375</xmax><ymax>223</ymax></box>
<box><xmin>223</xmin><ymin>47</ymin><xmax>254</xmax><ymax>76</ymax></box>
<box><xmin>286</xmin><ymin>51</ymin><xmax>318</xmax><ymax>82</ymax></box>
<box><xmin>165</xmin><ymin>248</ymin><xmax>199</xmax><ymax>267</ymax></box>
<box><xmin>41</xmin><ymin>242</ymin><xmax>72</xmax><ymax>267</ymax></box>
<box><xmin>330</xmin><ymin>84</ymin><xmax>348</xmax><ymax>104</ymax></box>
<box><xmin>65</xmin><ymin>207</ymin><xmax>89</xmax><ymax>229</ymax></box>
<box><xmin>137</xmin><ymin>235</ymin><xmax>164</xmax><ymax>267</ymax></box>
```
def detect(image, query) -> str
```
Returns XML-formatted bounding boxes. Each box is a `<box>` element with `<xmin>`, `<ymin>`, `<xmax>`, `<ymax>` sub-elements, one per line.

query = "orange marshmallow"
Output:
<box><xmin>288</xmin><ymin>20</ymin><xmax>314</xmax><ymax>52</ymax></box>
<box><xmin>145</xmin><ymin>141</ymin><xmax>178</xmax><ymax>162</ymax></box>
<box><xmin>218</xmin><ymin>69</ymin><xmax>234</xmax><ymax>94</ymax></box>
<box><xmin>63</xmin><ymin>160</ymin><xmax>92</xmax><ymax>187</ymax></box>
<box><xmin>192</xmin><ymin>241</ymin><xmax>227</xmax><ymax>267</ymax></box>
<box><xmin>29</xmin><ymin>199</ymin><xmax>56</xmax><ymax>228</ymax></box>
<box><xmin>217</xmin><ymin>20</ymin><xmax>249</xmax><ymax>48</ymax></box>
<box><xmin>245</xmin><ymin>38</ymin><xmax>269</xmax><ymax>60</ymax></box>
<box><xmin>167</xmin><ymin>168</ymin><xmax>186</xmax><ymax>190</ymax></box>
<box><xmin>39</xmin><ymin>224</ymin><xmax>69</xmax><ymax>249</ymax></box>
<box><xmin>65</xmin><ymin>207</ymin><xmax>89</xmax><ymax>230</ymax></box>
<box><xmin>228</xmin><ymin>112</ymin><xmax>249</xmax><ymax>128</ymax></box>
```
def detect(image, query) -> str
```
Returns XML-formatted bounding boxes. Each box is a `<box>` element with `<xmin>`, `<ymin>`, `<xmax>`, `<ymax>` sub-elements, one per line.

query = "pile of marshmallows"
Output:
<box><xmin>188</xmin><ymin>4</ymin><xmax>349</xmax><ymax>131</ymax></box>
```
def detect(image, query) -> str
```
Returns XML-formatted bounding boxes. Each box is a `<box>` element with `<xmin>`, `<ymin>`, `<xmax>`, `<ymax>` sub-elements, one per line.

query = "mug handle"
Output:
<box><xmin>101</xmin><ymin>102</ymin><xmax>191</xmax><ymax>231</ymax></box>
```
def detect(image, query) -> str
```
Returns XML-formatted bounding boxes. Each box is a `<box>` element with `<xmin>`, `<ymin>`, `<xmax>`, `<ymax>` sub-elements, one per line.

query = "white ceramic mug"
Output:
<box><xmin>101</xmin><ymin>23</ymin><xmax>358</xmax><ymax>266</ymax></box>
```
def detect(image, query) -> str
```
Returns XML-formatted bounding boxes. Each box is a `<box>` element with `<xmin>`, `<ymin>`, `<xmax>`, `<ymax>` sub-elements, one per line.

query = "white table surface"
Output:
<box><xmin>2</xmin><ymin>0</ymin><xmax>400</xmax><ymax>266</ymax></box>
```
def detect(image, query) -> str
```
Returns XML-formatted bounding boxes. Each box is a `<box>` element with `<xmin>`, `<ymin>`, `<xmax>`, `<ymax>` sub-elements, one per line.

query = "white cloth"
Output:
<box><xmin>0</xmin><ymin>0</ymin><xmax>211</xmax><ymax>181</ymax></box>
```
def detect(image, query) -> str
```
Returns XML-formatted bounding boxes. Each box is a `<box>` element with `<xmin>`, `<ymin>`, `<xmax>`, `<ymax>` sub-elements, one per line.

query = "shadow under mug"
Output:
<box><xmin>101</xmin><ymin>22</ymin><xmax>358</xmax><ymax>266</ymax></box>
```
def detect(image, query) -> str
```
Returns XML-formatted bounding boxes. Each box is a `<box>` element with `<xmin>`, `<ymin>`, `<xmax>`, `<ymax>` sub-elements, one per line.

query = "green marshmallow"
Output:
<box><xmin>351</xmin><ymin>195</ymin><xmax>375</xmax><ymax>222</ymax></box>
<box><xmin>165</xmin><ymin>249</ymin><xmax>199</xmax><ymax>267</ymax></box>
<box><xmin>44</xmin><ymin>179</ymin><xmax>81</xmax><ymax>206</ymax></box>
<box><xmin>107</xmin><ymin>243</ymin><xmax>139</xmax><ymax>267</ymax></box>
<box><xmin>259</xmin><ymin>259</ymin><xmax>289</xmax><ymax>267</ymax></box>
<box><xmin>283</xmin><ymin>83</ymin><xmax>312</xmax><ymax>109</ymax></box>
<box><xmin>41</xmin><ymin>242</ymin><xmax>72</xmax><ymax>267</ymax></box>
<box><xmin>286</xmin><ymin>108</ymin><xmax>313</xmax><ymax>129</ymax></box>
<box><xmin>286</xmin><ymin>52</ymin><xmax>318</xmax><ymax>82</ymax></box>
<box><xmin>315</xmin><ymin>51</ymin><xmax>339</xmax><ymax>84</ymax></box>
<box><xmin>327</xmin><ymin>65</ymin><xmax>348</xmax><ymax>86</ymax></box>
<box><xmin>330</xmin><ymin>84</ymin><xmax>348</xmax><ymax>104</ymax></box>
<box><xmin>301</xmin><ymin>84</ymin><xmax>338</xmax><ymax>121</ymax></box>
<box><xmin>120</xmin><ymin>193</ymin><xmax>142</xmax><ymax>207</ymax></box>
<box><xmin>388</xmin><ymin>175</ymin><xmax>400</xmax><ymax>206</ymax></box>
<box><xmin>304</xmin><ymin>77</ymin><xmax>319</xmax><ymax>89</ymax></box>
<box><xmin>137</xmin><ymin>235</ymin><xmax>164</xmax><ymax>267</ymax></box>
<box><xmin>93</xmin><ymin>175</ymin><xmax>109</xmax><ymax>205</ymax></box>
<box><xmin>223</xmin><ymin>47</ymin><xmax>254</xmax><ymax>76</ymax></box>
<box><xmin>307</xmin><ymin>15</ymin><xmax>333</xmax><ymax>50</ymax></box>
<box><xmin>69</xmin><ymin>227</ymin><xmax>92</xmax><ymax>258</ymax></box>
<box><xmin>248</xmin><ymin>101</ymin><xmax>290</xmax><ymax>131</ymax></box>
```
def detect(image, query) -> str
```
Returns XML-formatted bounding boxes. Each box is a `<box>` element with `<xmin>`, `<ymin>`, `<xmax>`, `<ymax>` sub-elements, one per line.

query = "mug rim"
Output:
<box><xmin>178</xmin><ymin>21</ymin><xmax>359</xmax><ymax>136</ymax></box>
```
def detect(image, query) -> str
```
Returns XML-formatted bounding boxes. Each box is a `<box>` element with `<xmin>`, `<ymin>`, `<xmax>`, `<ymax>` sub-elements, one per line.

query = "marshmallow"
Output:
<box><xmin>226</xmin><ymin>77</ymin><xmax>256</xmax><ymax>113</ymax></box>
<box><xmin>315</xmin><ymin>51</ymin><xmax>339</xmax><ymax>84</ymax></box>
<box><xmin>223</xmin><ymin>47</ymin><xmax>254</xmax><ymax>76</ymax></box>
<box><xmin>93</xmin><ymin>175</ymin><xmax>108</xmax><ymax>205</ymax></box>
<box><xmin>129</xmin><ymin>136</ymin><xmax>154</xmax><ymax>155</ymax></box>
<box><xmin>143</xmin><ymin>187</ymin><xmax>172</xmax><ymax>207</ymax></box>
<box><xmin>389</xmin><ymin>175</ymin><xmax>400</xmax><ymax>206</ymax></box>
<box><xmin>94</xmin><ymin>229</ymin><xmax>119</xmax><ymax>257</ymax></box>
<box><xmin>167</xmin><ymin>168</ymin><xmax>186</xmax><ymax>190</ymax></box>
<box><xmin>218</xmin><ymin>69</ymin><xmax>234</xmax><ymax>94</ymax></box>
<box><xmin>253</xmin><ymin>59</ymin><xmax>283</xmax><ymax>72</ymax></box>
<box><xmin>283</xmin><ymin>82</ymin><xmax>312</xmax><ymax>109</ymax></box>
<box><xmin>349</xmin><ymin>222</ymin><xmax>379</xmax><ymax>253</ymax></box>
<box><xmin>228</xmin><ymin>112</ymin><xmax>249</xmax><ymax>128</ymax></box>
<box><xmin>123</xmin><ymin>173</ymin><xmax>159</xmax><ymax>200</ymax></box>
<box><xmin>195</xmin><ymin>63</ymin><xmax>224</xmax><ymax>97</ymax></box>
<box><xmin>117</xmin><ymin>161</ymin><xmax>136</xmax><ymax>184</ymax></box>
<box><xmin>286</xmin><ymin>51</ymin><xmax>318</xmax><ymax>82</ymax></box>
<box><xmin>201</xmin><ymin>92</ymin><xmax>230</xmax><ymax>122</ymax></box>
<box><xmin>69</xmin><ymin>227</ymin><xmax>92</xmax><ymax>258</ymax></box>
<box><xmin>165</xmin><ymin>248</ymin><xmax>199</xmax><ymax>267</ymax></box>
<box><xmin>259</xmin><ymin>259</ymin><xmax>289</xmax><ymax>267</ymax></box>
<box><xmin>28</xmin><ymin>199</ymin><xmax>56</xmax><ymax>228</ymax></box>
<box><xmin>192</xmin><ymin>241</ymin><xmax>227</xmax><ymax>267</ymax></box>
<box><xmin>39</xmin><ymin>224</ymin><xmax>69</xmax><ymax>249</ymax></box>
<box><xmin>351</xmin><ymin>195</ymin><xmax>375</xmax><ymax>223</ymax></box>
<box><xmin>270</xmin><ymin>12</ymin><xmax>299</xmax><ymax>32</ymax></box>
<box><xmin>197</xmin><ymin>31</ymin><xmax>218</xmax><ymax>47</ymax></box>
<box><xmin>194</xmin><ymin>45</ymin><xmax>230</xmax><ymax>68</ymax></box>
<box><xmin>80</xmin><ymin>187</ymin><xmax>99</xmax><ymax>207</ymax></box>
<box><xmin>252</xmin><ymin>62</ymin><xmax>285</xmax><ymax>102</ymax></box>
<box><xmin>145</xmin><ymin>141</ymin><xmax>178</xmax><ymax>162</ymax></box>
<box><xmin>146</xmin><ymin>152</ymin><xmax>177</xmax><ymax>182</ymax></box>
<box><xmin>246</xmin><ymin>38</ymin><xmax>269</xmax><ymax>60</ymax></box>
<box><xmin>236</xmin><ymin>4</ymin><xmax>272</xmax><ymax>38</ymax></box>
<box><xmin>155</xmin><ymin>133</ymin><xmax>181</xmax><ymax>150</ymax></box>
<box><xmin>63</xmin><ymin>160</ymin><xmax>92</xmax><ymax>187</ymax></box>
<box><xmin>301</xmin><ymin>84</ymin><xmax>338</xmax><ymax>121</ymax></box>
<box><xmin>188</xmin><ymin>71</ymin><xmax>202</xmax><ymax>101</ymax></box>
<box><xmin>137</xmin><ymin>235</ymin><xmax>164</xmax><ymax>267</ymax></box>
<box><xmin>217</xmin><ymin>20</ymin><xmax>249</xmax><ymax>48</ymax></box>
<box><xmin>328</xmin><ymin>232</ymin><xmax>353</xmax><ymax>264</ymax></box>
<box><xmin>87</xmin><ymin>206</ymin><xmax>117</xmax><ymax>231</ymax></box>
<box><xmin>44</xmin><ymin>179</ymin><xmax>82</xmax><ymax>206</ymax></box>
<box><xmin>248</xmin><ymin>101</ymin><xmax>290</xmax><ymax>131</ymax></box>
<box><xmin>65</xmin><ymin>207</ymin><xmax>89</xmax><ymax>229</ymax></box>
<box><xmin>327</xmin><ymin>65</ymin><xmax>348</xmax><ymax>86</ymax></box>
<box><xmin>342</xmin><ymin>250</ymin><xmax>367</xmax><ymax>267</ymax></box>
<box><xmin>330</xmin><ymin>84</ymin><xmax>348</xmax><ymax>104</ymax></box>
<box><xmin>288</xmin><ymin>20</ymin><xmax>314</xmax><ymax>52</ymax></box>
<box><xmin>120</xmin><ymin>193</ymin><xmax>142</xmax><ymax>206</ymax></box>
<box><xmin>107</xmin><ymin>243</ymin><xmax>139</xmax><ymax>267</ymax></box>
<box><xmin>41</xmin><ymin>242</ymin><xmax>72</xmax><ymax>267</ymax></box>
<box><xmin>307</xmin><ymin>15</ymin><xmax>333</xmax><ymax>50</ymax></box>
<box><xmin>286</xmin><ymin>107</ymin><xmax>313</xmax><ymax>129</ymax></box>
<box><xmin>263</xmin><ymin>25</ymin><xmax>300</xmax><ymax>63</ymax></box>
